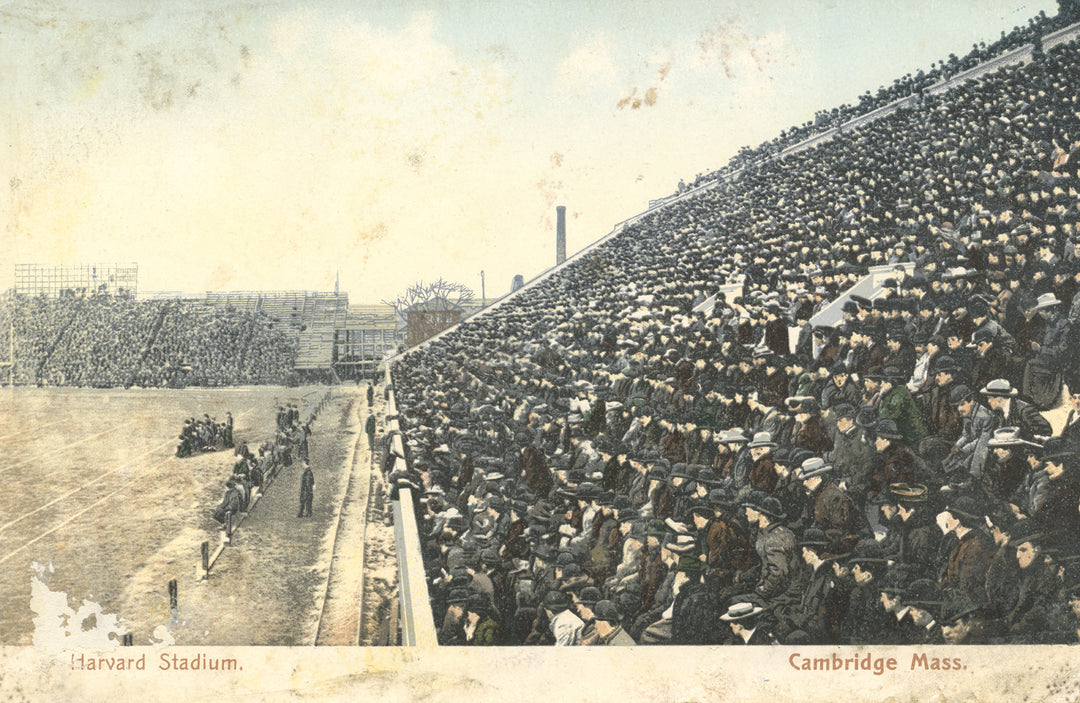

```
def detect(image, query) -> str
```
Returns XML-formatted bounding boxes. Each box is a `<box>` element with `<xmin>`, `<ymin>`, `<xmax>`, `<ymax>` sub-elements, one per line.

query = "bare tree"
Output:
<box><xmin>382</xmin><ymin>278</ymin><xmax>475</xmax><ymax>347</ymax></box>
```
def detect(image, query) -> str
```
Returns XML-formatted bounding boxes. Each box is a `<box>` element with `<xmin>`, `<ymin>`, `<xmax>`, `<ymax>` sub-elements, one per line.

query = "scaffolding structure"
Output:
<box><xmin>14</xmin><ymin>263</ymin><xmax>138</xmax><ymax>298</ymax></box>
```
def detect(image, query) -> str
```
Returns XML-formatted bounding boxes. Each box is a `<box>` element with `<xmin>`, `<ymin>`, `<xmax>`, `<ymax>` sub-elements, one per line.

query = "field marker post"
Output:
<box><xmin>168</xmin><ymin>579</ymin><xmax>178</xmax><ymax>622</ymax></box>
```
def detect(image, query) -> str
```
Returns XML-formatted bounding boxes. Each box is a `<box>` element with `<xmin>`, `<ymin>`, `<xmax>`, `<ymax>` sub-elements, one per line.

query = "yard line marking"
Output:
<box><xmin>0</xmin><ymin>420</ymin><xmax>140</xmax><ymax>475</ymax></box>
<box><xmin>0</xmin><ymin>417</ymin><xmax>68</xmax><ymax>441</ymax></box>
<box><xmin>0</xmin><ymin>437</ymin><xmax>177</xmax><ymax>533</ymax></box>
<box><xmin>0</xmin><ymin>407</ymin><xmax>262</xmax><ymax>545</ymax></box>
<box><xmin>0</xmin><ymin>479</ymin><xmax>135</xmax><ymax>565</ymax></box>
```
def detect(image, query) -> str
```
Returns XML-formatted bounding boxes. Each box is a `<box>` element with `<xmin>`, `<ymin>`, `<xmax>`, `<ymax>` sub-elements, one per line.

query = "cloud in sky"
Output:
<box><xmin>556</xmin><ymin>36</ymin><xmax>618</xmax><ymax>92</ymax></box>
<box><xmin>0</xmin><ymin>0</ymin><xmax>1060</xmax><ymax>301</ymax></box>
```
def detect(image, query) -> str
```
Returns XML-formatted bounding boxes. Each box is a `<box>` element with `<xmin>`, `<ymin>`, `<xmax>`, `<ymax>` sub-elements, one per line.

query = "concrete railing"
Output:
<box><xmin>808</xmin><ymin>263</ymin><xmax>916</xmax><ymax>330</ymax></box>
<box><xmin>383</xmin><ymin>366</ymin><xmax>438</xmax><ymax>647</ymax></box>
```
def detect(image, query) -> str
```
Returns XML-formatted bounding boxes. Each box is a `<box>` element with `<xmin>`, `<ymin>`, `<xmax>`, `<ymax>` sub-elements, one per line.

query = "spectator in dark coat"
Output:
<box><xmin>980</xmin><ymin>379</ymin><xmax>1052</xmax><ymax>442</ymax></box>
<box><xmin>298</xmin><ymin>463</ymin><xmax>314</xmax><ymax>517</ymax></box>
<box><xmin>788</xmin><ymin>398</ymin><xmax>833</xmax><ymax>455</ymax></box>
<box><xmin>875</xmin><ymin>367</ymin><xmax>929</xmax><ymax>446</ymax></box>
<box><xmin>939</xmin><ymin>496</ymin><xmax>996</xmax><ymax>604</ymax></box>
<box><xmin>798</xmin><ymin>458</ymin><xmax>864</xmax><ymax>538</ymax></box>
<box><xmin>869</xmin><ymin>419</ymin><xmax>935</xmax><ymax>499</ymax></box>
<box><xmin>826</xmin><ymin>404</ymin><xmax>875</xmax><ymax>499</ymax></box>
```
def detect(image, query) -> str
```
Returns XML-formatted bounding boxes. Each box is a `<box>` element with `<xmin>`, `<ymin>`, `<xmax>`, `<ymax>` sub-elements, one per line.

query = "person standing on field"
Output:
<box><xmin>366</xmin><ymin>412</ymin><xmax>377</xmax><ymax>453</ymax></box>
<box><xmin>298</xmin><ymin>463</ymin><xmax>314</xmax><ymax>518</ymax></box>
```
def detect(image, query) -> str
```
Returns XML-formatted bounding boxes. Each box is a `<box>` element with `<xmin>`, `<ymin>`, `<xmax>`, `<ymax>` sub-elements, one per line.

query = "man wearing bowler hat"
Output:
<box><xmin>879</xmin><ymin>483</ymin><xmax>942</xmax><ymax>579</ymax></box>
<box><xmin>998</xmin><ymin>520</ymin><xmax>1060</xmax><ymax>643</ymax></box>
<box><xmin>981</xmin><ymin>427</ymin><xmax>1039</xmax><ymax>504</ymax></box>
<box><xmin>1028</xmin><ymin>437</ymin><xmax>1080</xmax><ymax>548</ymax></box>
<box><xmin>542</xmin><ymin>589</ymin><xmax>583</xmax><ymax>646</ymax></box>
<box><xmin>793</xmin><ymin>527</ymin><xmax>850</xmax><ymax>643</ymax></box>
<box><xmin>746</xmin><ymin>432</ymin><xmax>779</xmax><ymax>493</ymax></box>
<box><xmin>742</xmin><ymin>492</ymin><xmax>804</xmax><ymax>624</ymax></box>
<box><xmin>591</xmin><ymin>599</ymin><xmax>636</xmax><ymax>645</ymax></box>
<box><xmin>826</xmin><ymin>403</ymin><xmax>875</xmax><ymax>500</ymax></box>
<box><xmin>875</xmin><ymin>366</ymin><xmax>929</xmax><ymax>446</ymax></box>
<box><xmin>868</xmin><ymin>419</ymin><xmax>934</xmax><ymax>499</ymax></box>
<box><xmin>980</xmin><ymin>378</ymin><xmax>1051</xmax><ymax>442</ymax></box>
<box><xmin>799</xmin><ymin>457</ymin><xmax>864</xmax><ymax>538</ymax></box>
<box><xmin>939</xmin><ymin>495</ymin><xmax>996</xmax><ymax>604</ymax></box>
<box><xmin>945</xmin><ymin>384</ymin><xmax>998</xmax><ymax>482</ymax></box>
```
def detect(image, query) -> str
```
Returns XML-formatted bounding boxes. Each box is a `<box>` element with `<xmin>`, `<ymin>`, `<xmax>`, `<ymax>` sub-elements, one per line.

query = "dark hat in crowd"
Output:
<box><xmin>532</xmin><ymin>543</ymin><xmax>556</xmax><ymax>561</ymax></box>
<box><xmin>465</xmin><ymin>594</ymin><xmax>489</xmax><ymax>615</ymax></box>
<box><xmin>1039</xmin><ymin>437</ymin><xmax>1075</xmax><ymax>464</ymax></box>
<box><xmin>947</xmin><ymin>385</ymin><xmax>975</xmax><ymax>406</ymax></box>
<box><xmin>447</xmin><ymin>588</ymin><xmax>471</xmax><ymax>605</ymax></box>
<box><xmin>644</xmin><ymin>519</ymin><xmax>669</xmax><ymax>537</ymax></box>
<box><xmin>592</xmin><ymin>600</ymin><xmax>622</xmax><ymax>623</ymax></box>
<box><xmin>645</xmin><ymin>465</ymin><xmax>668</xmax><ymax>482</ymax></box>
<box><xmin>878</xmin><ymin>366</ymin><xmax>906</xmax><ymax>382</ymax></box>
<box><xmin>1009</xmin><ymin>519</ymin><xmax>1044</xmax><ymax>547</ymax></box>
<box><xmin>578</xmin><ymin>586</ymin><xmax>603</xmax><ymax>607</ymax></box>
<box><xmin>689</xmin><ymin>502</ymin><xmax>714</xmax><ymax>519</ymax></box>
<box><xmin>542</xmin><ymin>590</ymin><xmax>571</xmax><ymax>613</ymax></box>
<box><xmin>873</xmin><ymin>418</ymin><xmax>903</xmax><ymax>440</ymax></box>
<box><xmin>945</xmin><ymin>494</ymin><xmax>986</xmax><ymax>523</ymax></box>
<box><xmin>846</xmin><ymin>540</ymin><xmax>887</xmax><ymax>566</ymax></box>
<box><xmin>939</xmin><ymin>589</ymin><xmax>987</xmax><ymax>625</ymax></box>
<box><xmin>832</xmin><ymin>403</ymin><xmax>858</xmax><ymax>421</ymax></box>
<box><xmin>576</xmin><ymin>482</ymin><xmax>600</xmax><ymax>499</ymax></box>
<box><xmin>742</xmin><ymin>492</ymin><xmax>786</xmax><ymax>520</ymax></box>
<box><xmin>670</xmin><ymin>463</ymin><xmax>696</xmax><ymax>480</ymax></box>
<box><xmin>708</xmin><ymin>488</ymin><xmax>737</xmax><ymax>509</ymax></box>
<box><xmin>904</xmin><ymin>579</ymin><xmax>944</xmax><ymax>610</ymax></box>
<box><xmin>879</xmin><ymin>568</ymin><xmax>914</xmax><ymax>595</ymax></box>
<box><xmin>933</xmin><ymin>356</ymin><xmax>960</xmax><ymax>375</ymax></box>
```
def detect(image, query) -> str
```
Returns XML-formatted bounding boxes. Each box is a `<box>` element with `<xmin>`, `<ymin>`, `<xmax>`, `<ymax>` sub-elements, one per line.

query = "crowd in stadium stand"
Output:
<box><xmin>690</xmin><ymin>9</ymin><xmax>1077</xmax><ymax>189</ymax></box>
<box><xmin>0</xmin><ymin>296</ymin><xmax>297</xmax><ymax>387</ymax></box>
<box><xmin>390</xmin><ymin>33</ymin><xmax>1080</xmax><ymax>645</ymax></box>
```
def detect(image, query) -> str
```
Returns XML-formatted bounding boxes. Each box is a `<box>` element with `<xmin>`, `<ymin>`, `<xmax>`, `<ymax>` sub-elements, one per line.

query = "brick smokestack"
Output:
<box><xmin>556</xmin><ymin>205</ymin><xmax>566</xmax><ymax>265</ymax></box>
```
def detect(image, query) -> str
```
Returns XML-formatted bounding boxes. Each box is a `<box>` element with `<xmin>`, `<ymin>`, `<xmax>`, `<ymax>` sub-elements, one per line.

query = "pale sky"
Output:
<box><xmin>0</xmin><ymin>0</ymin><xmax>1059</xmax><ymax>301</ymax></box>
